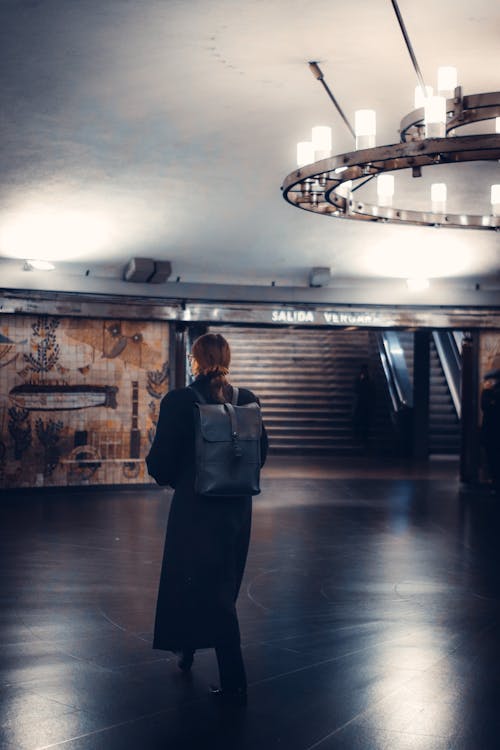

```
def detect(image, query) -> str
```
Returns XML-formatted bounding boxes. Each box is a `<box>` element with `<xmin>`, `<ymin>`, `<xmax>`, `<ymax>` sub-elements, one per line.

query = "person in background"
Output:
<box><xmin>146</xmin><ymin>333</ymin><xmax>268</xmax><ymax>706</ymax></box>
<box><xmin>352</xmin><ymin>363</ymin><xmax>376</xmax><ymax>450</ymax></box>
<box><xmin>481</xmin><ymin>369</ymin><xmax>500</xmax><ymax>496</ymax></box>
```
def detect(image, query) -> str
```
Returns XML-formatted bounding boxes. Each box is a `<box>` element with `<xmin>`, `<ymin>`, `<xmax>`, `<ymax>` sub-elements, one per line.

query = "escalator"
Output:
<box><xmin>379</xmin><ymin>331</ymin><xmax>462</xmax><ymax>456</ymax></box>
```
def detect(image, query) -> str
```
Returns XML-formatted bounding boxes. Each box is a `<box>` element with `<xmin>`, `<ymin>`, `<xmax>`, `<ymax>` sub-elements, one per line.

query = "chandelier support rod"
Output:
<box><xmin>390</xmin><ymin>0</ymin><xmax>427</xmax><ymax>92</ymax></box>
<box><xmin>308</xmin><ymin>61</ymin><xmax>356</xmax><ymax>140</ymax></box>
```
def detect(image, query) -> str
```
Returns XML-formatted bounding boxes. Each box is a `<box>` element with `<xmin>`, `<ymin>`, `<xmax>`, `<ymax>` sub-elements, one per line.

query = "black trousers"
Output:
<box><xmin>215</xmin><ymin>642</ymin><xmax>247</xmax><ymax>691</ymax></box>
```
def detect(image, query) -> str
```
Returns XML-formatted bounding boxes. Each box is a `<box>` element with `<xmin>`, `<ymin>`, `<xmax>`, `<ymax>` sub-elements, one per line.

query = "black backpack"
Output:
<box><xmin>190</xmin><ymin>385</ymin><xmax>262</xmax><ymax>497</ymax></box>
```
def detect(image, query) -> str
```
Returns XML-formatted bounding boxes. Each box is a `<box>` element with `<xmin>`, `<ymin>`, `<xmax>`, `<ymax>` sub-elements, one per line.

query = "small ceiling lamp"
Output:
<box><xmin>414</xmin><ymin>84</ymin><xmax>433</xmax><ymax>108</ymax></box>
<box><xmin>424</xmin><ymin>95</ymin><xmax>447</xmax><ymax>138</ymax></box>
<box><xmin>377</xmin><ymin>174</ymin><xmax>395</xmax><ymax>207</ymax></box>
<box><xmin>283</xmin><ymin>1</ymin><xmax>500</xmax><ymax>231</ymax></box>
<box><xmin>296</xmin><ymin>141</ymin><xmax>315</xmax><ymax>168</ymax></box>
<box><xmin>354</xmin><ymin>109</ymin><xmax>376</xmax><ymax>149</ymax></box>
<box><xmin>437</xmin><ymin>66</ymin><xmax>458</xmax><ymax>98</ymax></box>
<box><xmin>311</xmin><ymin>126</ymin><xmax>332</xmax><ymax>159</ymax></box>
<box><xmin>431</xmin><ymin>183</ymin><xmax>447</xmax><ymax>213</ymax></box>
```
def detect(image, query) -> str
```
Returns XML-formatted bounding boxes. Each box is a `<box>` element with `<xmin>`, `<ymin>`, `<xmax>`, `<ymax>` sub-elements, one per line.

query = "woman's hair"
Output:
<box><xmin>191</xmin><ymin>333</ymin><xmax>231</xmax><ymax>403</ymax></box>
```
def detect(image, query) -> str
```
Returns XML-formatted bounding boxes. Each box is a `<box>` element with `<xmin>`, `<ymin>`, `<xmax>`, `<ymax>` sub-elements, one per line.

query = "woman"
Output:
<box><xmin>146</xmin><ymin>332</ymin><xmax>268</xmax><ymax>705</ymax></box>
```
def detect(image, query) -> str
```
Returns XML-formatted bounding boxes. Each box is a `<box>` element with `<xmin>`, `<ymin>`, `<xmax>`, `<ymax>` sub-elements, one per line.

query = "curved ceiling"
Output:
<box><xmin>0</xmin><ymin>0</ymin><xmax>498</xmax><ymax>295</ymax></box>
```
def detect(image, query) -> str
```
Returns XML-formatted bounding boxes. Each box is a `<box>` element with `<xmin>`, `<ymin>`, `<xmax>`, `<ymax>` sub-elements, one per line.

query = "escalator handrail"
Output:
<box><xmin>376</xmin><ymin>332</ymin><xmax>412</xmax><ymax>413</ymax></box>
<box><xmin>380</xmin><ymin>332</ymin><xmax>413</xmax><ymax>408</ymax></box>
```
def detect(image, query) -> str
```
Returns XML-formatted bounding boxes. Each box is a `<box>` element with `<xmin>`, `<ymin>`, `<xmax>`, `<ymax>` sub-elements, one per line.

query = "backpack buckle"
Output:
<box><xmin>232</xmin><ymin>431</ymin><xmax>242</xmax><ymax>457</ymax></box>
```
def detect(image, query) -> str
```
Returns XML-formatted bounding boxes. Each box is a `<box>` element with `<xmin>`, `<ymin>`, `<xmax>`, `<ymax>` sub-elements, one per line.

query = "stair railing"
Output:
<box><xmin>432</xmin><ymin>331</ymin><xmax>462</xmax><ymax>418</ymax></box>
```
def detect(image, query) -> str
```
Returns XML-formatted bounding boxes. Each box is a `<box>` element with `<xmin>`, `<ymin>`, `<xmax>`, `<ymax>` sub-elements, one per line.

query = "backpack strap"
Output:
<box><xmin>225</xmin><ymin>402</ymin><xmax>243</xmax><ymax>457</ymax></box>
<box><xmin>231</xmin><ymin>386</ymin><xmax>239</xmax><ymax>406</ymax></box>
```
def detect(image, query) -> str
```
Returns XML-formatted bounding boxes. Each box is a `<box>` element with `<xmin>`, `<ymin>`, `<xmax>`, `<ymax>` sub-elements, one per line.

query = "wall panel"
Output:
<box><xmin>0</xmin><ymin>315</ymin><xmax>169</xmax><ymax>488</ymax></box>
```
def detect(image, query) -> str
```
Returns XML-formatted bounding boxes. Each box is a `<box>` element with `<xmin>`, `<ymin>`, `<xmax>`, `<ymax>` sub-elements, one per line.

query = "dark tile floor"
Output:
<box><xmin>1</xmin><ymin>458</ymin><xmax>500</xmax><ymax>749</ymax></box>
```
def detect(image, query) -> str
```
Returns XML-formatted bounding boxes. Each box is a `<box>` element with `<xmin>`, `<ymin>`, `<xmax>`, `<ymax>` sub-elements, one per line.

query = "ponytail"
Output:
<box><xmin>191</xmin><ymin>333</ymin><xmax>231</xmax><ymax>403</ymax></box>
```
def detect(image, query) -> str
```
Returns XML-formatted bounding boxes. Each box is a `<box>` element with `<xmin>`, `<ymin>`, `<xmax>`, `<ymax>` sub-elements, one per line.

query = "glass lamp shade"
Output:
<box><xmin>354</xmin><ymin>109</ymin><xmax>376</xmax><ymax>149</ymax></box>
<box><xmin>297</xmin><ymin>141</ymin><xmax>315</xmax><ymax>168</ymax></box>
<box><xmin>311</xmin><ymin>126</ymin><xmax>332</xmax><ymax>159</ymax></box>
<box><xmin>377</xmin><ymin>174</ymin><xmax>395</xmax><ymax>207</ymax></box>
<box><xmin>437</xmin><ymin>66</ymin><xmax>458</xmax><ymax>97</ymax></box>
<box><xmin>491</xmin><ymin>185</ymin><xmax>500</xmax><ymax>217</ymax></box>
<box><xmin>424</xmin><ymin>96</ymin><xmax>446</xmax><ymax>138</ymax></box>
<box><xmin>431</xmin><ymin>182</ymin><xmax>447</xmax><ymax>213</ymax></box>
<box><xmin>414</xmin><ymin>85</ymin><xmax>433</xmax><ymax>109</ymax></box>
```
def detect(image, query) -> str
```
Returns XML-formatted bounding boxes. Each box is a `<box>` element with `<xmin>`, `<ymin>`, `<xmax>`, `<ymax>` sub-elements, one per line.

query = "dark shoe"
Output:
<box><xmin>177</xmin><ymin>650</ymin><xmax>194</xmax><ymax>672</ymax></box>
<box><xmin>209</xmin><ymin>685</ymin><xmax>247</xmax><ymax>707</ymax></box>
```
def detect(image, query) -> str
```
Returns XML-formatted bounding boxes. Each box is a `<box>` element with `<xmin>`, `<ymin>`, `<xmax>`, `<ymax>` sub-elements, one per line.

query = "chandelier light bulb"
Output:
<box><xmin>437</xmin><ymin>66</ymin><xmax>458</xmax><ymax>97</ymax></box>
<box><xmin>424</xmin><ymin>96</ymin><xmax>446</xmax><ymax>138</ymax></box>
<box><xmin>377</xmin><ymin>174</ymin><xmax>395</xmax><ymax>207</ymax></box>
<box><xmin>311</xmin><ymin>126</ymin><xmax>332</xmax><ymax>160</ymax></box>
<box><xmin>491</xmin><ymin>185</ymin><xmax>500</xmax><ymax>216</ymax></box>
<box><xmin>414</xmin><ymin>85</ymin><xmax>433</xmax><ymax>109</ymax></box>
<box><xmin>431</xmin><ymin>182</ymin><xmax>447</xmax><ymax>213</ymax></box>
<box><xmin>297</xmin><ymin>141</ymin><xmax>315</xmax><ymax>168</ymax></box>
<box><xmin>354</xmin><ymin>109</ymin><xmax>376</xmax><ymax>149</ymax></box>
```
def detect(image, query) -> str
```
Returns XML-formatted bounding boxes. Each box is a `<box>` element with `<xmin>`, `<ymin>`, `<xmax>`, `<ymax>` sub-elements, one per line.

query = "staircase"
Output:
<box><xmin>212</xmin><ymin>327</ymin><xmax>395</xmax><ymax>455</ymax></box>
<box><xmin>397</xmin><ymin>332</ymin><xmax>460</xmax><ymax>455</ymax></box>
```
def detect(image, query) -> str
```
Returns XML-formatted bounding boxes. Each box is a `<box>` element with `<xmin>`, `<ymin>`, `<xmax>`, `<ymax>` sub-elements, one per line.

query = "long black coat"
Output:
<box><xmin>146</xmin><ymin>375</ymin><xmax>268</xmax><ymax>651</ymax></box>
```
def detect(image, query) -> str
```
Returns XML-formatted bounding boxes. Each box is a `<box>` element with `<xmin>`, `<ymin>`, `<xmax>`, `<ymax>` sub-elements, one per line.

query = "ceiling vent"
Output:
<box><xmin>123</xmin><ymin>258</ymin><xmax>172</xmax><ymax>283</ymax></box>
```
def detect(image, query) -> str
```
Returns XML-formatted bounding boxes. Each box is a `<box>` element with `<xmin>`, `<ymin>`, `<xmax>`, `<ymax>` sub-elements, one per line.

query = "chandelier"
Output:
<box><xmin>281</xmin><ymin>1</ymin><xmax>500</xmax><ymax>231</ymax></box>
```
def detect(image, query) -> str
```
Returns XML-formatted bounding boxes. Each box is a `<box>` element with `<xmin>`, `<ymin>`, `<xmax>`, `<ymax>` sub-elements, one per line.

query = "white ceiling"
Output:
<box><xmin>0</xmin><ymin>0</ymin><xmax>498</xmax><ymax>296</ymax></box>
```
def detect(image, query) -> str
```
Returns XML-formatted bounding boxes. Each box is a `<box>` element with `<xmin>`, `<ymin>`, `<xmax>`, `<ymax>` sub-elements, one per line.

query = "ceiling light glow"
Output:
<box><xmin>24</xmin><ymin>259</ymin><xmax>55</xmax><ymax>271</ymax></box>
<box><xmin>406</xmin><ymin>277</ymin><xmax>430</xmax><ymax>291</ymax></box>
<box><xmin>0</xmin><ymin>208</ymin><xmax>111</xmax><ymax>262</ymax></box>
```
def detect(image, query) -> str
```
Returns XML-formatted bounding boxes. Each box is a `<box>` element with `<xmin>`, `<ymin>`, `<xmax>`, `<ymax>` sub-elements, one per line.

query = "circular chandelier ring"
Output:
<box><xmin>282</xmin><ymin>133</ymin><xmax>500</xmax><ymax>230</ymax></box>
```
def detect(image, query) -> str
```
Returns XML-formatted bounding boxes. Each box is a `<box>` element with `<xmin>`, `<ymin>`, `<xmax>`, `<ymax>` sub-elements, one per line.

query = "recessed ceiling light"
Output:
<box><xmin>24</xmin><ymin>259</ymin><xmax>56</xmax><ymax>271</ymax></box>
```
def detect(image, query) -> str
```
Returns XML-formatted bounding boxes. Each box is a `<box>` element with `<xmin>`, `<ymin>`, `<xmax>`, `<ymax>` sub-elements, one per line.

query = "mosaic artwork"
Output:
<box><xmin>0</xmin><ymin>315</ymin><xmax>170</xmax><ymax>487</ymax></box>
<box><xmin>478</xmin><ymin>331</ymin><xmax>500</xmax><ymax>482</ymax></box>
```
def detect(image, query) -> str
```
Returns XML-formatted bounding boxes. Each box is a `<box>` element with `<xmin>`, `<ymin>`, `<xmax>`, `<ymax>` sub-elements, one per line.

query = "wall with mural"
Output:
<box><xmin>0</xmin><ymin>315</ymin><xmax>169</xmax><ymax>488</ymax></box>
<box><xmin>478</xmin><ymin>331</ymin><xmax>500</xmax><ymax>484</ymax></box>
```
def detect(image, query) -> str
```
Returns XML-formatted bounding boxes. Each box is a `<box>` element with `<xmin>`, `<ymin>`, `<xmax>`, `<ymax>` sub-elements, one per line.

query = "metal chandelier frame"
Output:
<box><xmin>281</xmin><ymin>3</ymin><xmax>500</xmax><ymax>231</ymax></box>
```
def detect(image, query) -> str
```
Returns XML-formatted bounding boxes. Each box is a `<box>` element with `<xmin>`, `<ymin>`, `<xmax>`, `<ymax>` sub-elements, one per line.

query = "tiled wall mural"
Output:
<box><xmin>479</xmin><ymin>331</ymin><xmax>500</xmax><ymax>482</ymax></box>
<box><xmin>479</xmin><ymin>331</ymin><xmax>500</xmax><ymax>384</ymax></box>
<box><xmin>0</xmin><ymin>315</ymin><xmax>169</xmax><ymax>487</ymax></box>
